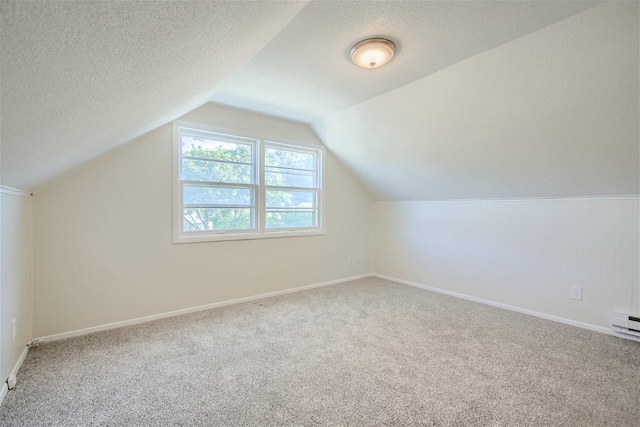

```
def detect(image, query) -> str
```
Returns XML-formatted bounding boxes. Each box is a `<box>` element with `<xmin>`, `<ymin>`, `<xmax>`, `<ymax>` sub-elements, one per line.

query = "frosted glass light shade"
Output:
<box><xmin>350</xmin><ymin>38</ymin><xmax>396</xmax><ymax>69</ymax></box>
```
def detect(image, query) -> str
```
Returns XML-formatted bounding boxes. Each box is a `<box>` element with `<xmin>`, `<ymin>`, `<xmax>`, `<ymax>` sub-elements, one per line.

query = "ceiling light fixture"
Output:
<box><xmin>350</xmin><ymin>38</ymin><xmax>396</xmax><ymax>69</ymax></box>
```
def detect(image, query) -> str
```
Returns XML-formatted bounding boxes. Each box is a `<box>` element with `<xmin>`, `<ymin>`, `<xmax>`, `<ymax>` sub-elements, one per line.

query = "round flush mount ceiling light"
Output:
<box><xmin>350</xmin><ymin>38</ymin><xmax>396</xmax><ymax>69</ymax></box>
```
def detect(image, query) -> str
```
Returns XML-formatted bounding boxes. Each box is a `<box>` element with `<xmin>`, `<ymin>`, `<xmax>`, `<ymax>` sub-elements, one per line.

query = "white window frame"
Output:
<box><xmin>173</xmin><ymin>121</ymin><xmax>325</xmax><ymax>244</ymax></box>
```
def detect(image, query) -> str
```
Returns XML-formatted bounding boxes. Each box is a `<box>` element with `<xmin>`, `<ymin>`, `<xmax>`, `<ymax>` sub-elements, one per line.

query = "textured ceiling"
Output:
<box><xmin>0</xmin><ymin>0</ymin><xmax>307</xmax><ymax>192</ymax></box>
<box><xmin>313</xmin><ymin>2</ymin><xmax>639</xmax><ymax>200</ymax></box>
<box><xmin>212</xmin><ymin>1</ymin><xmax>601</xmax><ymax>123</ymax></box>
<box><xmin>2</xmin><ymin>1</ymin><xmax>635</xmax><ymax>200</ymax></box>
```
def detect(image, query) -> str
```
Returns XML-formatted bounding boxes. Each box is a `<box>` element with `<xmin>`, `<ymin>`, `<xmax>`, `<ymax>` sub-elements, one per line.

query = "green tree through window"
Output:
<box><xmin>176</xmin><ymin>124</ymin><xmax>322</xmax><ymax>240</ymax></box>
<box><xmin>182</xmin><ymin>138</ymin><xmax>255</xmax><ymax>231</ymax></box>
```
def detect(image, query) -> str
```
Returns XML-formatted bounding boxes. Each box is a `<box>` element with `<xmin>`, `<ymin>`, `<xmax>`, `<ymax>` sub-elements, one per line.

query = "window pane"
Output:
<box><xmin>183</xmin><ymin>208</ymin><xmax>254</xmax><ymax>232</ymax></box>
<box><xmin>184</xmin><ymin>185</ymin><xmax>253</xmax><ymax>207</ymax></box>
<box><xmin>265</xmin><ymin>167</ymin><xmax>315</xmax><ymax>188</ymax></box>
<box><xmin>182</xmin><ymin>159</ymin><xmax>252</xmax><ymax>184</ymax></box>
<box><xmin>266</xmin><ymin>210</ymin><xmax>316</xmax><ymax>229</ymax></box>
<box><xmin>265</xmin><ymin>147</ymin><xmax>315</xmax><ymax>170</ymax></box>
<box><xmin>266</xmin><ymin>189</ymin><xmax>316</xmax><ymax>208</ymax></box>
<box><xmin>182</xmin><ymin>134</ymin><xmax>252</xmax><ymax>163</ymax></box>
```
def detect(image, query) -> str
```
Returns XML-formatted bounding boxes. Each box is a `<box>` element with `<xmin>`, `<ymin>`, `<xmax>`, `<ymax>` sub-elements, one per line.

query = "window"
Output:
<box><xmin>173</xmin><ymin>121</ymin><xmax>324</xmax><ymax>243</ymax></box>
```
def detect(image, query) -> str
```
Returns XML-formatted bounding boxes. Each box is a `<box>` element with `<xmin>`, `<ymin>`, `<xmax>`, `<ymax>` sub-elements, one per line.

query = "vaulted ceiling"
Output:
<box><xmin>313</xmin><ymin>1</ymin><xmax>639</xmax><ymax>200</ymax></box>
<box><xmin>2</xmin><ymin>1</ymin><xmax>637</xmax><ymax>199</ymax></box>
<box><xmin>212</xmin><ymin>0</ymin><xmax>601</xmax><ymax>123</ymax></box>
<box><xmin>0</xmin><ymin>0</ymin><xmax>307</xmax><ymax>192</ymax></box>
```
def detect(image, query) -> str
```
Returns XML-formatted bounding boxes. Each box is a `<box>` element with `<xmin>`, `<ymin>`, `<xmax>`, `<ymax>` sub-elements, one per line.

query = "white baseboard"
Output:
<box><xmin>0</xmin><ymin>346</ymin><xmax>29</xmax><ymax>406</ymax></box>
<box><xmin>0</xmin><ymin>383</ymin><xmax>7</xmax><ymax>406</ymax></box>
<box><xmin>39</xmin><ymin>274</ymin><xmax>374</xmax><ymax>343</ymax></box>
<box><xmin>375</xmin><ymin>274</ymin><xmax>640</xmax><ymax>343</ymax></box>
<box><xmin>10</xmin><ymin>346</ymin><xmax>29</xmax><ymax>381</ymax></box>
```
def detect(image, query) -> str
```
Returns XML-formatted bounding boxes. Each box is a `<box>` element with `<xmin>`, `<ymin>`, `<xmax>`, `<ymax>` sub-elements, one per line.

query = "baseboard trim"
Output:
<box><xmin>375</xmin><ymin>274</ymin><xmax>640</xmax><ymax>343</ymax></box>
<box><xmin>10</xmin><ymin>346</ymin><xmax>29</xmax><ymax>381</ymax></box>
<box><xmin>38</xmin><ymin>274</ymin><xmax>374</xmax><ymax>343</ymax></box>
<box><xmin>0</xmin><ymin>383</ymin><xmax>7</xmax><ymax>406</ymax></box>
<box><xmin>0</xmin><ymin>346</ymin><xmax>29</xmax><ymax>406</ymax></box>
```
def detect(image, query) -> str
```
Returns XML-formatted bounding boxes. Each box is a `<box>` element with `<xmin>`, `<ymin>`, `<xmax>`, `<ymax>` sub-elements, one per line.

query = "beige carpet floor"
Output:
<box><xmin>1</xmin><ymin>277</ymin><xmax>638</xmax><ymax>426</ymax></box>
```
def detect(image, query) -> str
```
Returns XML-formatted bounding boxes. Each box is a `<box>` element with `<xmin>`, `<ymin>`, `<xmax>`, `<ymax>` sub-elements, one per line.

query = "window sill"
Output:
<box><xmin>173</xmin><ymin>229</ymin><xmax>325</xmax><ymax>244</ymax></box>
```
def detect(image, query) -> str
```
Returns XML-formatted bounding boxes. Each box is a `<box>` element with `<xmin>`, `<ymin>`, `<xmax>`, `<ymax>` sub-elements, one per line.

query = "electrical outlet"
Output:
<box><xmin>356</xmin><ymin>255</ymin><xmax>362</xmax><ymax>263</ymax></box>
<box><xmin>570</xmin><ymin>287</ymin><xmax>583</xmax><ymax>301</ymax></box>
<box><xmin>11</xmin><ymin>318</ymin><xmax>16</xmax><ymax>340</ymax></box>
<box><xmin>347</xmin><ymin>256</ymin><xmax>352</xmax><ymax>265</ymax></box>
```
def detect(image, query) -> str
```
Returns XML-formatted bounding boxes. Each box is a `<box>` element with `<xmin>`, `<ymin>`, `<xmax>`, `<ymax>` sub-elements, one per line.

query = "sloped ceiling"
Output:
<box><xmin>0</xmin><ymin>0</ymin><xmax>307</xmax><ymax>192</ymax></box>
<box><xmin>313</xmin><ymin>1</ymin><xmax>639</xmax><ymax>200</ymax></box>
<box><xmin>2</xmin><ymin>1</ymin><xmax>637</xmax><ymax>200</ymax></box>
<box><xmin>212</xmin><ymin>0</ymin><xmax>600</xmax><ymax>123</ymax></box>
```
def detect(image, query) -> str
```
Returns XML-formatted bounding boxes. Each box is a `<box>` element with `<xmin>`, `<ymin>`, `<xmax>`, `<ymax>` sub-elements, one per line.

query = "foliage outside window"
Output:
<box><xmin>173</xmin><ymin>122</ymin><xmax>324</xmax><ymax>243</ymax></box>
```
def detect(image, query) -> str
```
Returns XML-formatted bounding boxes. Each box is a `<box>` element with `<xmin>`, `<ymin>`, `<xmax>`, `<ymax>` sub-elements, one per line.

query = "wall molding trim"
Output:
<box><xmin>9</xmin><ymin>346</ymin><xmax>29</xmax><ymax>383</ymax></box>
<box><xmin>375</xmin><ymin>274</ymin><xmax>640</xmax><ymax>343</ymax></box>
<box><xmin>0</xmin><ymin>346</ymin><xmax>29</xmax><ymax>406</ymax></box>
<box><xmin>38</xmin><ymin>274</ymin><xmax>374</xmax><ymax>343</ymax></box>
<box><xmin>0</xmin><ymin>383</ymin><xmax>7</xmax><ymax>406</ymax></box>
<box><xmin>0</xmin><ymin>186</ymin><xmax>31</xmax><ymax>197</ymax></box>
<box><xmin>374</xmin><ymin>195</ymin><xmax>640</xmax><ymax>204</ymax></box>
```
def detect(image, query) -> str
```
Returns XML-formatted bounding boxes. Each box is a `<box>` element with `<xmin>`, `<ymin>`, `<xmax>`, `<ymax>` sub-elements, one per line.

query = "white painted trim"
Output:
<box><xmin>9</xmin><ymin>346</ymin><xmax>29</xmax><ymax>382</ymax></box>
<box><xmin>175</xmin><ymin>229</ymin><xmax>326</xmax><ymax>244</ymax></box>
<box><xmin>0</xmin><ymin>186</ymin><xmax>31</xmax><ymax>198</ymax></box>
<box><xmin>374</xmin><ymin>195</ymin><xmax>640</xmax><ymax>204</ymax></box>
<box><xmin>173</xmin><ymin>120</ymin><xmax>326</xmax><ymax>244</ymax></box>
<box><xmin>0</xmin><ymin>383</ymin><xmax>7</xmax><ymax>406</ymax></box>
<box><xmin>38</xmin><ymin>274</ymin><xmax>373</xmax><ymax>343</ymax></box>
<box><xmin>0</xmin><ymin>346</ymin><xmax>29</xmax><ymax>406</ymax></box>
<box><xmin>375</xmin><ymin>274</ymin><xmax>640</xmax><ymax>343</ymax></box>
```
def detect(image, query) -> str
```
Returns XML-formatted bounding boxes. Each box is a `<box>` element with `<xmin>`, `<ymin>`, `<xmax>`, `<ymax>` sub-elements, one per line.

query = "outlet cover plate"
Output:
<box><xmin>570</xmin><ymin>287</ymin><xmax>583</xmax><ymax>301</ymax></box>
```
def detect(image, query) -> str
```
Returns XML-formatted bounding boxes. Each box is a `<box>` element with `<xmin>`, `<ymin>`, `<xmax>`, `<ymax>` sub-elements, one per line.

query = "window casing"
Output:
<box><xmin>173</xmin><ymin>121</ymin><xmax>324</xmax><ymax>243</ymax></box>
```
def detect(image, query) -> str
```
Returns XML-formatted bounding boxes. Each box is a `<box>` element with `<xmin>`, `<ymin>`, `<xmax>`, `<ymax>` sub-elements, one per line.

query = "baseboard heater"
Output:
<box><xmin>611</xmin><ymin>312</ymin><xmax>640</xmax><ymax>338</ymax></box>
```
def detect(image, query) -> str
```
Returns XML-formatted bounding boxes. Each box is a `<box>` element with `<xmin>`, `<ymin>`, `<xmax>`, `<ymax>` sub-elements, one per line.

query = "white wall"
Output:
<box><xmin>374</xmin><ymin>198</ymin><xmax>639</xmax><ymax>330</ymax></box>
<box><xmin>32</xmin><ymin>103</ymin><xmax>372</xmax><ymax>337</ymax></box>
<box><xmin>1</xmin><ymin>190</ymin><xmax>33</xmax><ymax>382</ymax></box>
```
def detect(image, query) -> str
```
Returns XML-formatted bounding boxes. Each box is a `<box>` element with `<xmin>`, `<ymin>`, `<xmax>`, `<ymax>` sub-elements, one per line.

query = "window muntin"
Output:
<box><xmin>181</xmin><ymin>131</ymin><xmax>255</xmax><ymax>184</ymax></box>
<box><xmin>265</xmin><ymin>142</ymin><xmax>320</xmax><ymax>229</ymax></box>
<box><xmin>174</xmin><ymin>122</ymin><xmax>323</xmax><ymax>242</ymax></box>
<box><xmin>264</xmin><ymin>143</ymin><xmax>320</xmax><ymax>230</ymax></box>
<box><xmin>179</xmin><ymin>128</ymin><xmax>257</xmax><ymax>234</ymax></box>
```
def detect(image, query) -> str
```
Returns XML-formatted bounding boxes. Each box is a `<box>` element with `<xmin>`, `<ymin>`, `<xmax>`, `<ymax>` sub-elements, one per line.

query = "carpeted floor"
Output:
<box><xmin>1</xmin><ymin>277</ymin><xmax>638</xmax><ymax>426</ymax></box>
